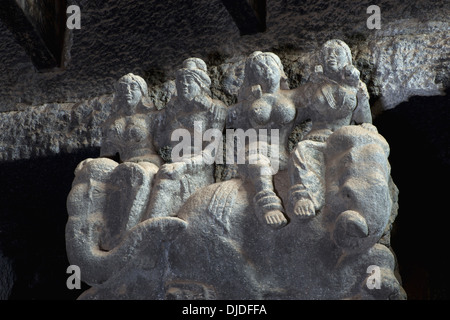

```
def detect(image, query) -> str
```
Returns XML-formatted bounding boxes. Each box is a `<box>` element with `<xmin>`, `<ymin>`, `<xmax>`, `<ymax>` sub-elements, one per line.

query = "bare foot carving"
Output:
<box><xmin>293</xmin><ymin>198</ymin><xmax>316</xmax><ymax>219</ymax></box>
<box><xmin>264</xmin><ymin>210</ymin><xmax>288</xmax><ymax>229</ymax></box>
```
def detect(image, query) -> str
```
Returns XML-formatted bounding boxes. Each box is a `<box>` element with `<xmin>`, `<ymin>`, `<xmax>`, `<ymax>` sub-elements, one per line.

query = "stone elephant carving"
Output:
<box><xmin>67</xmin><ymin>124</ymin><xmax>405</xmax><ymax>300</ymax></box>
<box><xmin>65</xmin><ymin>158</ymin><xmax>187</xmax><ymax>286</ymax></box>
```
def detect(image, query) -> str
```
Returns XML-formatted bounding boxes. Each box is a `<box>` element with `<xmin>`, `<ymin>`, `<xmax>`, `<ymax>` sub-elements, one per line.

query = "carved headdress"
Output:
<box><xmin>176</xmin><ymin>57</ymin><xmax>212</xmax><ymax>96</ymax></box>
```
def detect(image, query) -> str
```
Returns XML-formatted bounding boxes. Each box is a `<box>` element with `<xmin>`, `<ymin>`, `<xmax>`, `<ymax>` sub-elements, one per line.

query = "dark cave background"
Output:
<box><xmin>374</xmin><ymin>87</ymin><xmax>450</xmax><ymax>300</ymax></box>
<box><xmin>0</xmin><ymin>88</ymin><xmax>448</xmax><ymax>300</ymax></box>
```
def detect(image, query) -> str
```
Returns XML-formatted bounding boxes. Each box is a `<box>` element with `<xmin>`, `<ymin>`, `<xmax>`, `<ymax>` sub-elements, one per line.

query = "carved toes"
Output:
<box><xmin>264</xmin><ymin>210</ymin><xmax>288</xmax><ymax>229</ymax></box>
<box><xmin>293</xmin><ymin>198</ymin><xmax>316</xmax><ymax>219</ymax></box>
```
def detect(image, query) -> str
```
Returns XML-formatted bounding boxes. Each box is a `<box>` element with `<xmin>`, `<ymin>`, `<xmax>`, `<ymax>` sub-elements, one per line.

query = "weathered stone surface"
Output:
<box><xmin>68</xmin><ymin>125</ymin><xmax>404</xmax><ymax>300</ymax></box>
<box><xmin>1</xmin><ymin>1</ymin><xmax>448</xmax><ymax>161</ymax></box>
<box><xmin>2</xmin><ymin>32</ymin><xmax>447</xmax><ymax>162</ymax></box>
<box><xmin>66</xmin><ymin>42</ymin><xmax>405</xmax><ymax>299</ymax></box>
<box><xmin>0</xmin><ymin>0</ymin><xmax>447</xmax><ymax>300</ymax></box>
<box><xmin>0</xmin><ymin>0</ymin><xmax>448</xmax><ymax>112</ymax></box>
<box><xmin>146</xmin><ymin>58</ymin><xmax>227</xmax><ymax>219</ymax></box>
<box><xmin>0</xmin><ymin>95</ymin><xmax>113</xmax><ymax>161</ymax></box>
<box><xmin>366</xmin><ymin>33</ymin><xmax>449</xmax><ymax>111</ymax></box>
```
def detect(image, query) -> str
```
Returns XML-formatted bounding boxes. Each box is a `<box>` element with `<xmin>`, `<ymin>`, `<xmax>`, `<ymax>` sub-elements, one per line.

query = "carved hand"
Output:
<box><xmin>210</xmin><ymin>103</ymin><xmax>226</xmax><ymax>122</ymax></box>
<box><xmin>342</xmin><ymin>64</ymin><xmax>360</xmax><ymax>87</ymax></box>
<box><xmin>193</xmin><ymin>94</ymin><xmax>212</xmax><ymax>110</ymax></box>
<box><xmin>184</xmin><ymin>157</ymin><xmax>203</xmax><ymax>173</ymax></box>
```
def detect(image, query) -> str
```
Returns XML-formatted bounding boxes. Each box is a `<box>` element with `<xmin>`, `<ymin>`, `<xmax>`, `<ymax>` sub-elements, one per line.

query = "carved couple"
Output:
<box><xmin>67</xmin><ymin>58</ymin><xmax>226</xmax><ymax>253</ymax></box>
<box><xmin>226</xmin><ymin>39</ymin><xmax>372</xmax><ymax>229</ymax></box>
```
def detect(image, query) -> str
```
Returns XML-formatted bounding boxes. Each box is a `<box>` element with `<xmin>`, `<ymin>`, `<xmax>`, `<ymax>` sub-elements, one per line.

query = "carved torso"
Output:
<box><xmin>248</xmin><ymin>93</ymin><xmax>296</xmax><ymax>129</ymax></box>
<box><xmin>156</xmin><ymin>97</ymin><xmax>225</xmax><ymax>155</ymax></box>
<box><xmin>103</xmin><ymin>112</ymin><xmax>161</xmax><ymax>165</ymax></box>
<box><xmin>290</xmin><ymin>76</ymin><xmax>360</xmax><ymax>138</ymax></box>
<box><xmin>310</xmin><ymin>79</ymin><xmax>358</xmax><ymax>131</ymax></box>
<box><xmin>109</xmin><ymin>116</ymin><xmax>148</xmax><ymax>144</ymax></box>
<box><xmin>245</xmin><ymin>92</ymin><xmax>296</xmax><ymax>169</ymax></box>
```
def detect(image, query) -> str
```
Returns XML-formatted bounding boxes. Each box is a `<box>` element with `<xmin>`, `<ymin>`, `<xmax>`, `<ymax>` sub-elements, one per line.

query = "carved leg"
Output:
<box><xmin>243</xmin><ymin>156</ymin><xmax>288</xmax><ymax>229</ymax></box>
<box><xmin>253</xmin><ymin>187</ymin><xmax>287</xmax><ymax>229</ymax></box>
<box><xmin>101</xmin><ymin>161</ymin><xmax>158</xmax><ymax>250</ymax></box>
<box><xmin>287</xmin><ymin>139</ymin><xmax>326</xmax><ymax>218</ymax></box>
<box><xmin>146</xmin><ymin>175</ymin><xmax>181</xmax><ymax>219</ymax></box>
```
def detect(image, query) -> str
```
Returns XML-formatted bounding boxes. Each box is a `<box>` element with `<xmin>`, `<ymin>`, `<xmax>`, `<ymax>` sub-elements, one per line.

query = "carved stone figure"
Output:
<box><xmin>66</xmin><ymin>157</ymin><xmax>186</xmax><ymax>286</ymax></box>
<box><xmin>145</xmin><ymin>58</ymin><xmax>227</xmax><ymax>219</ymax></box>
<box><xmin>101</xmin><ymin>73</ymin><xmax>162</xmax><ymax>166</ymax></box>
<box><xmin>72</xmin><ymin>125</ymin><xmax>404</xmax><ymax>300</ymax></box>
<box><xmin>286</xmin><ymin>39</ymin><xmax>372</xmax><ymax>220</ymax></box>
<box><xmin>66</xmin><ymin>42</ymin><xmax>404</xmax><ymax>300</ymax></box>
<box><xmin>227</xmin><ymin>51</ymin><xmax>295</xmax><ymax>228</ymax></box>
<box><xmin>66</xmin><ymin>73</ymin><xmax>163</xmax><ymax>267</ymax></box>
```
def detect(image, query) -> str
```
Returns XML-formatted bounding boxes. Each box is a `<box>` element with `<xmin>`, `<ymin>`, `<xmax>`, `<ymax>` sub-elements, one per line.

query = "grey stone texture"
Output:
<box><xmin>1</xmin><ymin>0</ymin><xmax>448</xmax><ymax>161</ymax></box>
<box><xmin>66</xmin><ymin>42</ymin><xmax>405</xmax><ymax>299</ymax></box>
<box><xmin>0</xmin><ymin>0</ymin><xmax>447</xmax><ymax>300</ymax></box>
<box><xmin>0</xmin><ymin>95</ymin><xmax>113</xmax><ymax>161</ymax></box>
<box><xmin>67</xmin><ymin>125</ymin><xmax>404</xmax><ymax>300</ymax></box>
<box><xmin>0</xmin><ymin>0</ymin><xmax>448</xmax><ymax>112</ymax></box>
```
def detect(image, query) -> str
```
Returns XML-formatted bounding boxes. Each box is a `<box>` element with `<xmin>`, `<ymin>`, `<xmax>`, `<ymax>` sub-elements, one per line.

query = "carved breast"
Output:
<box><xmin>248</xmin><ymin>94</ymin><xmax>296</xmax><ymax>129</ymax></box>
<box><xmin>124</xmin><ymin>118</ymin><xmax>148</xmax><ymax>143</ymax></box>
<box><xmin>315</xmin><ymin>83</ymin><xmax>357</xmax><ymax>118</ymax></box>
<box><xmin>109</xmin><ymin>116</ymin><xmax>149</xmax><ymax>145</ymax></box>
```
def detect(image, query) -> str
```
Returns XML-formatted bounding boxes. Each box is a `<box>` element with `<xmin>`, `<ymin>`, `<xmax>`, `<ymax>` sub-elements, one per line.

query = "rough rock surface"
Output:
<box><xmin>0</xmin><ymin>0</ymin><xmax>447</xmax><ymax>300</ymax></box>
<box><xmin>67</xmin><ymin>125</ymin><xmax>405</xmax><ymax>300</ymax></box>
<box><xmin>65</xmin><ymin>42</ymin><xmax>406</xmax><ymax>299</ymax></box>
<box><xmin>0</xmin><ymin>0</ymin><xmax>448</xmax><ymax>111</ymax></box>
<box><xmin>0</xmin><ymin>96</ymin><xmax>113</xmax><ymax>161</ymax></box>
<box><xmin>1</xmin><ymin>37</ymin><xmax>448</xmax><ymax>161</ymax></box>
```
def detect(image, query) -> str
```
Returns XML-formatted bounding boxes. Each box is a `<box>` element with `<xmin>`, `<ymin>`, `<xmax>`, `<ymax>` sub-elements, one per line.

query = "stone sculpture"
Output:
<box><xmin>286</xmin><ymin>39</ymin><xmax>372</xmax><ymax>219</ymax></box>
<box><xmin>66</xmin><ymin>40</ymin><xmax>406</xmax><ymax>300</ymax></box>
<box><xmin>227</xmin><ymin>51</ymin><xmax>295</xmax><ymax>229</ymax></box>
<box><xmin>66</xmin><ymin>73</ymin><xmax>170</xmax><ymax>283</ymax></box>
<box><xmin>100</xmin><ymin>73</ymin><xmax>162</xmax><ymax>166</ymax></box>
<box><xmin>145</xmin><ymin>57</ymin><xmax>227</xmax><ymax>218</ymax></box>
<box><xmin>67</xmin><ymin>74</ymin><xmax>162</xmax><ymax>253</ymax></box>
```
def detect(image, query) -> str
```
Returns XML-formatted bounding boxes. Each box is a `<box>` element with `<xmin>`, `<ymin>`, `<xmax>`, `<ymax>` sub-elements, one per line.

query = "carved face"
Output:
<box><xmin>322</xmin><ymin>45</ymin><xmax>349</xmax><ymax>75</ymax></box>
<box><xmin>176</xmin><ymin>73</ymin><xmax>202</xmax><ymax>102</ymax></box>
<box><xmin>250</xmin><ymin>59</ymin><xmax>281</xmax><ymax>93</ymax></box>
<box><xmin>116</xmin><ymin>80</ymin><xmax>142</xmax><ymax>112</ymax></box>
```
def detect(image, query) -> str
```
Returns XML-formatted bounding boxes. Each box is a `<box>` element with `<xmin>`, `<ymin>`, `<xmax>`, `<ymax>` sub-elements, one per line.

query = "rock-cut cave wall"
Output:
<box><xmin>0</xmin><ymin>0</ymin><xmax>449</xmax><ymax>300</ymax></box>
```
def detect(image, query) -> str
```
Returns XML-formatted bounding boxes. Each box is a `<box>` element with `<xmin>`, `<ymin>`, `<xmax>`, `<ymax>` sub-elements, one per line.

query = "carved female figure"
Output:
<box><xmin>69</xmin><ymin>74</ymin><xmax>162</xmax><ymax>251</ymax></box>
<box><xmin>101</xmin><ymin>73</ymin><xmax>162</xmax><ymax>168</ymax></box>
<box><xmin>145</xmin><ymin>58</ymin><xmax>227</xmax><ymax>219</ymax></box>
<box><xmin>287</xmin><ymin>39</ymin><xmax>373</xmax><ymax>218</ymax></box>
<box><xmin>227</xmin><ymin>51</ymin><xmax>296</xmax><ymax>229</ymax></box>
